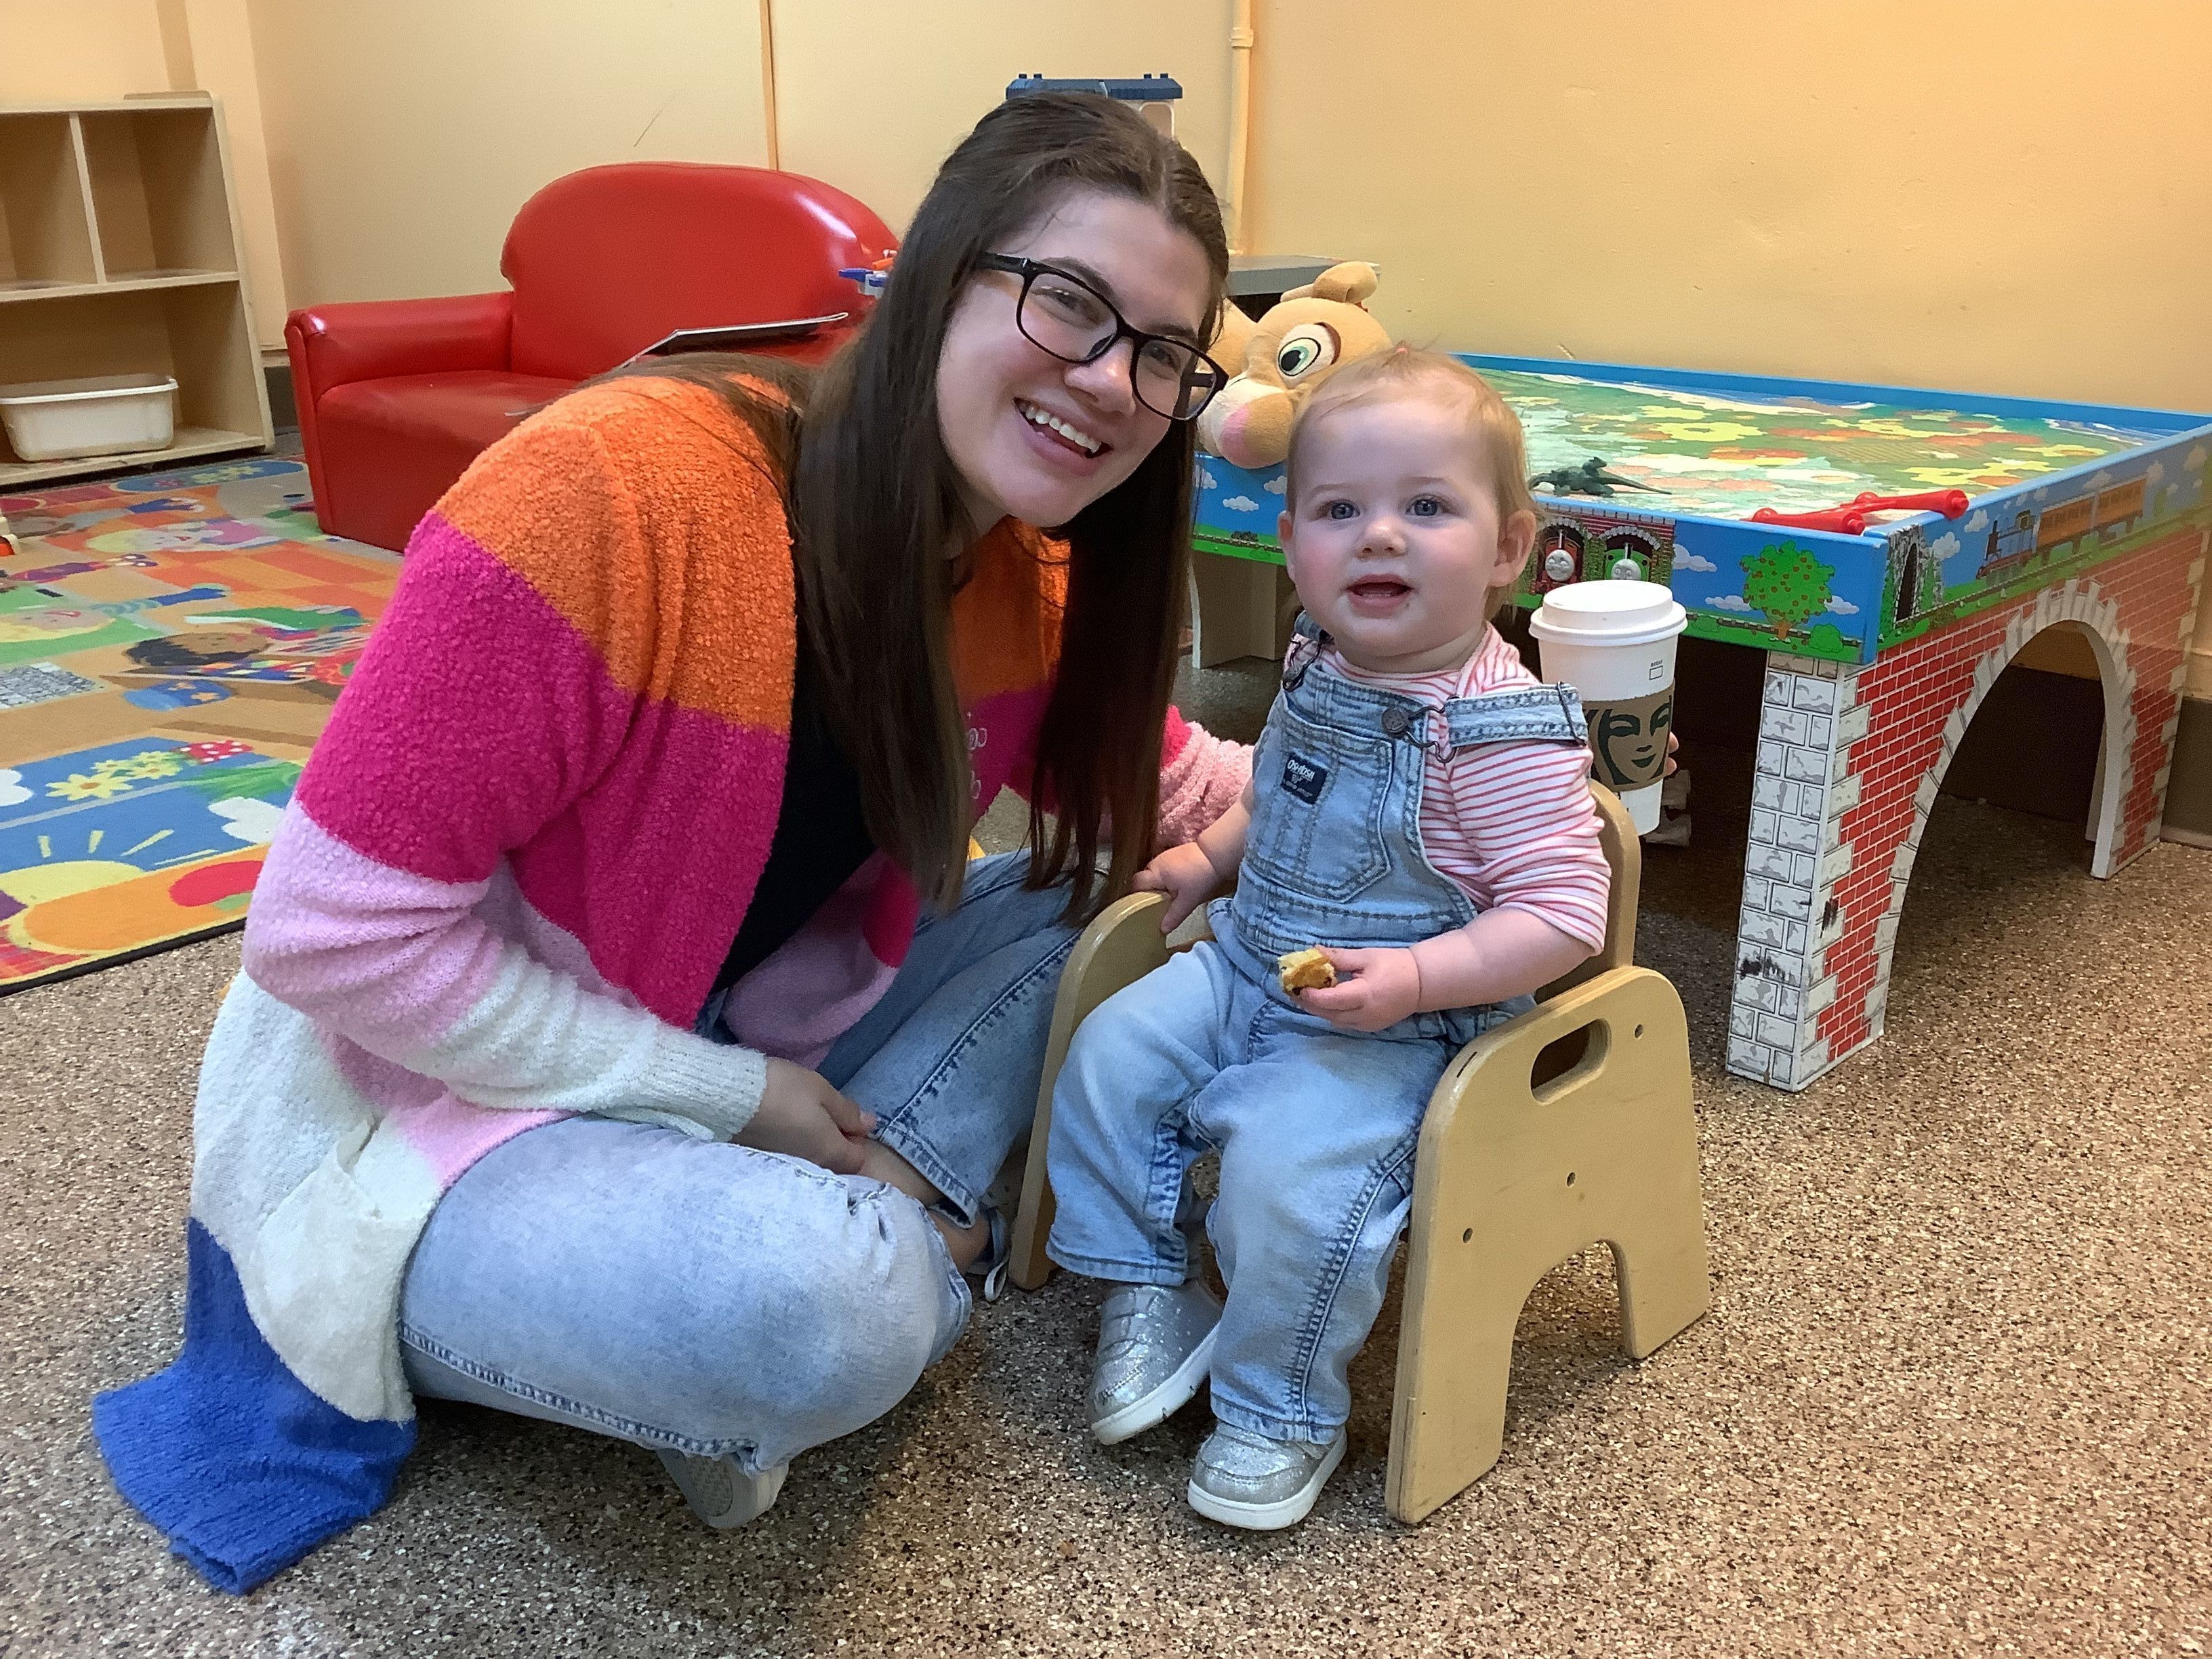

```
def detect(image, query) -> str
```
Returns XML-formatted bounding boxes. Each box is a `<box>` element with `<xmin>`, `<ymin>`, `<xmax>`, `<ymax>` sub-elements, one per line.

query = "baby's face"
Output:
<box><xmin>1278</xmin><ymin>393</ymin><xmax>1530</xmax><ymax>675</ymax></box>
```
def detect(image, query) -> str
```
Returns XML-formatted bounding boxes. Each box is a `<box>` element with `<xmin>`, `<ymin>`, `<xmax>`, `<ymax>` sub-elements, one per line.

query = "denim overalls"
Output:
<box><xmin>1046</xmin><ymin>620</ymin><xmax>1589</xmax><ymax>1444</ymax></box>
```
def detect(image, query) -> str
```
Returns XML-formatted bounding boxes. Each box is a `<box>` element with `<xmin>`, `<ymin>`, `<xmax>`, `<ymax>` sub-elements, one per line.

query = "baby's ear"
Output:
<box><xmin>1497</xmin><ymin>509</ymin><xmax>1538</xmax><ymax>577</ymax></box>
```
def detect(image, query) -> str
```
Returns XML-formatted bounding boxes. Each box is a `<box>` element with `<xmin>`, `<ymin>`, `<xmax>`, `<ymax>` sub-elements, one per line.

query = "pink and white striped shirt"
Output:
<box><xmin>1321</xmin><ymin>626</ymin><xmax>1610</xmax><ymax>951</ymax></box>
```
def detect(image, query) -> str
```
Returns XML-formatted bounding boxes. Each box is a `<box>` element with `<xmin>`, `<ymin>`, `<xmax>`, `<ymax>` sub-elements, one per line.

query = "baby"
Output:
<box><xmin>1044</xmin><ymin>348</ymin><xmax>1611</xmax><ymax>1529</ymax></box>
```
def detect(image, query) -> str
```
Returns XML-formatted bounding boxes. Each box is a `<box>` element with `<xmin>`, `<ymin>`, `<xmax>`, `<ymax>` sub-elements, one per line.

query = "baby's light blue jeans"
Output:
<box><xmin>1046</xmin><ymin>913</ymin><xmax>1506</xmax><ymax>1445</ymax></box>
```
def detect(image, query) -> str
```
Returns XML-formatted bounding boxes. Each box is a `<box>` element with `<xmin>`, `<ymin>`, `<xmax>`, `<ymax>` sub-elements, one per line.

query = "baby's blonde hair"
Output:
<box><xmin>1284</xmin><ymin>348</ymin><xmax>1538</xmax><ymax>617</ymax></box>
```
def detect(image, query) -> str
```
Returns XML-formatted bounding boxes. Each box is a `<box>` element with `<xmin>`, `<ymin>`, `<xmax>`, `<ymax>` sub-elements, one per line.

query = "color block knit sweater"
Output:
<box><xmin>91</xmin><ymin>377</ymin><xmax>1251</xmax><ymax>1592</ymax></box>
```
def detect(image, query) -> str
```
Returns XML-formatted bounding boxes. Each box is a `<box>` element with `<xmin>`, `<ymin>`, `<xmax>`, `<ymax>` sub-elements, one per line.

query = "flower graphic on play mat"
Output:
<box><xmin>0</xmin><ymin>769</ymin><xmax>27</xmax><ymax>808</ymax></box>
<box><xmin>47</xmin><ymin>771</ymin><xmax>134</xmax><ymax>802</ymax></box>
<box><xmin>90</xmin><ymin>750</ymin><xmax>186</xmax><ymax>782</ymax></box>
<box><xmin>208</xmin><ymin>797</ymin><xmax>285</xmax><ymax>844</ymax></box>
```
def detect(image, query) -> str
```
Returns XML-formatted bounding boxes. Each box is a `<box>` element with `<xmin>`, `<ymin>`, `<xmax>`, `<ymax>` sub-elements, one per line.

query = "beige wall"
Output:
<box><xmin>0</xmin><ymin>0</ymin><xmax>290</xmax><ymax>350</ymax></box>
<box><xmin>0</xmin><ymin>0</ymin><xmax>171</xmax><ymax>101</ymax></box>
<box><xmin>10</xmin><ymin>1</ymin><xmax>2208</xmax><ymax>403</ymax></box>
<box><xmin>6</xmin><ymin>1</ymin><xmax>2209</xmax><ymax>690</ymax></box>
<box><xmin>1235</xmin><ymin>0</ymin><xmax>2212</xmax><ymax>691</ymax></box>
<box><xmin>1245</xmin><ymin>2</ymin><xmax>2211</xmax><ymax>407</ymax></box>
<box><xmin>772</xmin><ymin>2</ymin><xmax>1230</xmax><ymax>238</ymax></box>
<box><xmin>241</xmin><ymin>0</ymin><xmax>770</xmax><ymax>309</ymax></box>
<box><xmin>165</xmin><ymin>0</ymin><xmax>288</xmax><ymax>353</ymax></box>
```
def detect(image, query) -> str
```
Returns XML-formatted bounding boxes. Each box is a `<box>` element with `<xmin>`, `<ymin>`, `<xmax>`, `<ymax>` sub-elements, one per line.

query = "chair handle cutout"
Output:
<box><xmin>1530</xmin><ymin>1018</ymin><xmax>1610</xmax><ymax>1101</ymax></box>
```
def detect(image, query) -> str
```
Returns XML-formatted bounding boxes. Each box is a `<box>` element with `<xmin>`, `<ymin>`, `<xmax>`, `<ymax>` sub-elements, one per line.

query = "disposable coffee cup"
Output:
<box><xmin>1528</xmin><ymin>579</ymin><xmax>1687</xmax><ymax>835</ymax></box>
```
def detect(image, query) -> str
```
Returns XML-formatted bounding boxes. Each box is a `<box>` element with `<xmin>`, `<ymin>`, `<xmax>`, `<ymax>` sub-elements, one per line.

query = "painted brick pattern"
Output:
<box><xmin>1728</xmin><ymin>653</ymin><xmax>1852</xmax><ymax>1088</ymax></box>
<box><xmin>1726</xmin><ymin>520</ymin><xmax>2207</xmax><ymax>1092</ymax></box>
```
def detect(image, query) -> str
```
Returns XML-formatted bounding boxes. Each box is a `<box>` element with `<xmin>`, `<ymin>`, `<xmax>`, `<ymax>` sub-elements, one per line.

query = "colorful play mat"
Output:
<box><xmin>0</xmin><ymin>457</ymin><xmax>398</xmax><ymax>992</ymax></box>
<box><xmin>1496</xmin><ymin>367</ymin><xmax>2156</xmax><ymax>518</ymax></box>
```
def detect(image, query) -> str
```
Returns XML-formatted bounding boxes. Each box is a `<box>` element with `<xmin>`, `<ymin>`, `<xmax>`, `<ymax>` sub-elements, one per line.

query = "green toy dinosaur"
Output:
<box><xmin>1528</xmin><ymin>456</ymin><xmax>1668</xmax><ymax>498</ymax></box>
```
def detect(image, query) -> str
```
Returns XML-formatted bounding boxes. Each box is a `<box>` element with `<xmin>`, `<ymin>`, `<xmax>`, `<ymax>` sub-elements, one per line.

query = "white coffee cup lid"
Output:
<box><xmin>1528</xmin><ymin>579</ymin><xmax>1687</xmax><ymax>648</ymax></box>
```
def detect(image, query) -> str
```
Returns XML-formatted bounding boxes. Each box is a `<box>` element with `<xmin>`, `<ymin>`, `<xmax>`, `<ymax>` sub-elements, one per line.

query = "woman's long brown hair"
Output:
<box><xmin>605</xmin><ymin>93</ymin><xmax>1227</xmax><ymax>918</ymax></box>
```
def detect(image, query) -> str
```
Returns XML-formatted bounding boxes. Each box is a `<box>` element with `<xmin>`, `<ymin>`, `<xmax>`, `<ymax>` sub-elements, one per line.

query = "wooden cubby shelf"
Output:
<box><xmin>0</xmin><ymin>95</ymin><xmax>271</xmax><ymax>489</ymax></box>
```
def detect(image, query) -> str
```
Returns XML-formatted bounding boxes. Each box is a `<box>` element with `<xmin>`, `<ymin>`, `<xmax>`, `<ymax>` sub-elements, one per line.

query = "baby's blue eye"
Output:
<box><xmin>1408</xmin><ymin>495</ymin><xmax>1444</xmax><ymax>517</ymax></box>
<box><xmin>1326</xmin><ymin>500</ymin><xmax>1358</xmax><ymax>521</ymax></box>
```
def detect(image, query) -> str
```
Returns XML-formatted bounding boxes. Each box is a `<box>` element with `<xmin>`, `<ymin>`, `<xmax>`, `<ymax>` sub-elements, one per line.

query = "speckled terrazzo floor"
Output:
<box><xmin>5</xmin><ymin>659</ymin><xmax>2210</xmax><ymax>1657</ymax></box>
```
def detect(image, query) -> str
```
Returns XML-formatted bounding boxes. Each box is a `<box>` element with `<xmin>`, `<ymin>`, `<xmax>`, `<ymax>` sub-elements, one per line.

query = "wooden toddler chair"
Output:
<box><xmin>1006</xmin><ymin>783</ymin><xmax>1712</xmax><ymax>1523</ymax></box>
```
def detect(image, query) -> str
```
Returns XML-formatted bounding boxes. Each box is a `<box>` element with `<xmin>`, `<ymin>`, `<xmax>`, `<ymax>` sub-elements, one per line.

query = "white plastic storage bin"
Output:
<box><xmin>0</xmin><ymin>373</ymin><xmax>179</xmax><ymax>463</ymax></box>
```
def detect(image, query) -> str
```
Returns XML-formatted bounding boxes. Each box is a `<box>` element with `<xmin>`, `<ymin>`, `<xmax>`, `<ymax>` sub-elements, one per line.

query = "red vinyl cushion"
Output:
<box><xmin>312</xmin><ymin>371</ymin><xmax>569</xmax><ymax>554</ymax></box>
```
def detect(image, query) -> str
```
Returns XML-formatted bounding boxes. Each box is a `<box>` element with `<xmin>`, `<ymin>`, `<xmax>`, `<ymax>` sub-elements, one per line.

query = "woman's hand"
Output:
<box><xmin>1132</xmin><ymin>840</ymin><xmax>1225</xmax><ymax>934</ymax></box>
<box><xmin>1296</xmin><ymin>946</ymin><xmax>1422</xmax><ymax>1033</ymax></box>
<box><xmin>737</xmin><ymin>1059</ymin><xmax>877</xmax><ymax>1174</ymax></box>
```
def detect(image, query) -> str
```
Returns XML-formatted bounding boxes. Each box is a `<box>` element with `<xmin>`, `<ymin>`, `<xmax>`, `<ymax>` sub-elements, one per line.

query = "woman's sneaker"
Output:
<box><xmin>1186</xmin><ymin>1423</ymin><xmax>1346</xmax><ymax>1530</ymax></box>
<box><xmin>1087</xmin><ymin>1281</ymin><xmax>1222</xmax><ymax>1445</ymax></box>
<box><xmin>657</xmin><ymin>1450</ymin><xmax>788</xmax><ymax>1529</ymax></box>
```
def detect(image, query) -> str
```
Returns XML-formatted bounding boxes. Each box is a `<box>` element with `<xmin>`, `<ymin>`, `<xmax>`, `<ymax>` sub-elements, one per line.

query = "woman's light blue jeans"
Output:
<box><xmin>396</xmin><ymin>853</ymin><xmax>1079</xmax><ymax>1477</ymax></box>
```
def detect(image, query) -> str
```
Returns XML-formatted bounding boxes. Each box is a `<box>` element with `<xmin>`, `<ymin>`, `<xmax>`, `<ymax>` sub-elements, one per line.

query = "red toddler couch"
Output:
<box><xmin>286</xmin><ymin>162</ymin><xmax>896</xmax><ymax>551</ymax></box>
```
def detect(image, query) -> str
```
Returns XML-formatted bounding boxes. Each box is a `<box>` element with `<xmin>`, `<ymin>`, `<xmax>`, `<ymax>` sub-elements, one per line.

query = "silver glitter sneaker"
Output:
<box><xmin>1186</xmin><ymin>1423</ymin><xmax>1347</xmax><ymax>1530</ymax></box>
<box><xmin>1087</xmin><ymin>1281</ymin><xmax>1223</xmax><ymax>1446</ymax></box>
<box><xmin>657</xmin><ymin>1450</ymin><xmax>788</xmax><ymax>1529</ymax></box>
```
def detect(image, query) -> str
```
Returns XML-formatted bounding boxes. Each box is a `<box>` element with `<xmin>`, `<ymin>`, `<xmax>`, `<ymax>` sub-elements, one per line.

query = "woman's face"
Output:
<box><xmin>936</xmin><ymin>188</ymin><xmax>1214</xmax><ymax>535</ymax></box>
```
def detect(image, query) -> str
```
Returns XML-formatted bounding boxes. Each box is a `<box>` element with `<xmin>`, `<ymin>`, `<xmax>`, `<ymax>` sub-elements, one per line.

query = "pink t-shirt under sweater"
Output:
<box><xmin>1320</xmin><ymin>625</ymin><xmax>1610</xmax><ymax>951</ymax></box>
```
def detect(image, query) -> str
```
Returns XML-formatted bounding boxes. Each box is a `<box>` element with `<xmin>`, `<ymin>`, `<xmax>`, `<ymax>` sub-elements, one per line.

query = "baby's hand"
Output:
<box><xmin>1296</xmin><ymin>946</ymin><xmax>1422</xmax><ymax>1032</ymax></box>
<box><xmin>1131</xmin><ymin>841</ymin><xmax>1223</xmax><ymax>933</ymax></box>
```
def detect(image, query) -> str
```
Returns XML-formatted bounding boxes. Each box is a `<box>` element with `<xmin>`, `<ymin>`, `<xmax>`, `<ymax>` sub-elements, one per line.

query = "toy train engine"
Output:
<box><xmin>1528</xmin><ymin>510</ymin><xmax>1677</xmax><ymax>596</ymax></box>
<box><xmin>1532</xmin><ymin>522</ymin><xmax>1585</xmax><ymax>594</ymax></box>
<box><xmin>1980</xmin><ymin>476</ymin><xmax>2147</xmax><ymax>581</ymax></box>
<box><xmin>1980</xmin><ymin>507</ymin><xmax>2037</xmax><ymax>581</ymax></box>
<box><xmin>1599</xmin><ymin>529</ymin><xmax>1666</xmax><ymax>583</ymax></box>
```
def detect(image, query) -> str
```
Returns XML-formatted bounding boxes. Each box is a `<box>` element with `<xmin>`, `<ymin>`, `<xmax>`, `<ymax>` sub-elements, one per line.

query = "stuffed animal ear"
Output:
<box><xmin>1209</xmin><ymin>303</ymin><xmax>1258</xmax><ymax>373</ymax></box>
<box><xmin>1282</xmin><ymin>261</ymin><xmax>1378</xmax><ymax>308</ymax></box>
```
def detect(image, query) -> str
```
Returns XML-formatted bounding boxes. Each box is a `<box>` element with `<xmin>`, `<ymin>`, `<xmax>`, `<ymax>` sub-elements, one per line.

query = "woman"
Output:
<box><xmin>92</xmin><ymin>93</ymin><xmax>1251</xmax><ymax>1592</ymax></box>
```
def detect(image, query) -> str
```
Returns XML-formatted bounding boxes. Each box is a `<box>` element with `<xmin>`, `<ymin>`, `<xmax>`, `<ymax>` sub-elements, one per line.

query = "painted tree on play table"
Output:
<box><xmin>1740</xmin><ymin>540</ymin><xmax>1837</xmax><ymax>640</ymax></box>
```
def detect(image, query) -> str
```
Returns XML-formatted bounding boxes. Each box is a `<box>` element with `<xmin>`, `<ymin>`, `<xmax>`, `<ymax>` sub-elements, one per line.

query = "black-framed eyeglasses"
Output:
<box><xmin>975</xmin><ymin>253</ymin><xmax>1225</xmax><ymax>422</ymax></box>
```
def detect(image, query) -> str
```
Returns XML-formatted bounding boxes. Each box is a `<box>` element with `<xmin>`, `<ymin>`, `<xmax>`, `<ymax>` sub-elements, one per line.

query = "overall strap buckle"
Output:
<box><xmin>1434</xmin><ymin>682</ymin><xmax>1590</xmax><ymax>757</ymax></box>
<box><xmin>1281</xmin><ymin>611</ymin><xmax>1328</xmax><ymax>688</ymax></box>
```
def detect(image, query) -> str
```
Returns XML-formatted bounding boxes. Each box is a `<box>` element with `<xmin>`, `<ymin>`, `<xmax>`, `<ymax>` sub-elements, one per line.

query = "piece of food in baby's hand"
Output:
<box><xmin>1277</xmin><ymin>947</ymin><xmax>1336</xmax><ymax>993</ymax></box>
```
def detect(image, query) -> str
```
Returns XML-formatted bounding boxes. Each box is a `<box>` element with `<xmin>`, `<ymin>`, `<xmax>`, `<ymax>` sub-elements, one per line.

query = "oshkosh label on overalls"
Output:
<box><xmin>1280</xmin><ymin>752</ymin><xmax>1328</xmax><ymax>804</ymax></box>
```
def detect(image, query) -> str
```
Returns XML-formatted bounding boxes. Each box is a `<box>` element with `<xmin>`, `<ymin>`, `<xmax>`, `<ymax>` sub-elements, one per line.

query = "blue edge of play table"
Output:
<box><xmin>1190</xmin><ymin>353</ymin><xmax>2212</xmax><ymax>668</ymax></box>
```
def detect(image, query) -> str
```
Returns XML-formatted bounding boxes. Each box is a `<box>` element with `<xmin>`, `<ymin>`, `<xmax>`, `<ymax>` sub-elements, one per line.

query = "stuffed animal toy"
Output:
<box><xmin>1197</xmin><ymin>262</ymin><xmax>1391</xmax><ymax>469</ymax></box>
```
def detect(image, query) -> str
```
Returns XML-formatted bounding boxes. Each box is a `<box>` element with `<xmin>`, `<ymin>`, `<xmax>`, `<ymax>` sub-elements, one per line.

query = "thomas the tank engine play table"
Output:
<box><xmin>1190</xmin><ymin>356</ymin><xmax>2211</xmax><ymax>1090</ymax></box>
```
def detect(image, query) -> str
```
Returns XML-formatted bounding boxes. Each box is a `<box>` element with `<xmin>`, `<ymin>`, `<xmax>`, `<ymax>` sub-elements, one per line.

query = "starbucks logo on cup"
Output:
<box><xmin>1586</xmin><ymin>687</ymin><xmax>1673</xmax><ymax>791</ymax></box>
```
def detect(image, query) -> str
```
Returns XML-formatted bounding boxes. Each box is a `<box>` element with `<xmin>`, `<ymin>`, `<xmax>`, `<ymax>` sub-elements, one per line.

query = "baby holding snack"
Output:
<box><xmin>1045</xmin><ymin>348</ymin><xmax>1611</xmax><ymax>1529</ymax></box>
